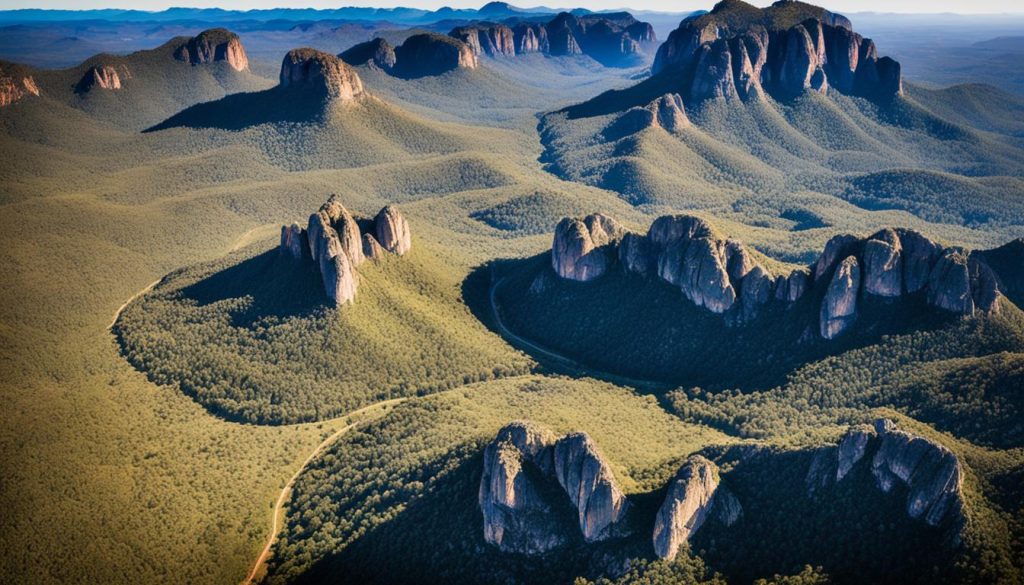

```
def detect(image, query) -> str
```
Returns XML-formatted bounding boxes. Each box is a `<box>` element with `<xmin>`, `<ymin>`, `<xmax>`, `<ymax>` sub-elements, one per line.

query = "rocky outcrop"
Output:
<box><xmin>450</xmin><ymin>24</ymin><xmax>516</xmax><ymax>57</ymax></box>
<box><xmin>512</xmin><ymin>23</ymin><xmax>549</xmax><ymax>54</ymax></box>
<box><xmin>552</xmin><ymin>433</ymin><xmax>630</xmax><ymax>542</ymax></box>
<box><xmin>551</xmin><ymin>213</ymin><xmax>625</xmax><ymax>281</ymax></box>
<box><xmin>871</xmin><ymin>419</ymin><xmax>963</xmax><ymax>527</ymax></box>
<box><xmin>804</xmin><ymin>419</ymin><xmax>965</xmax><ymax>529</ymax></box>
<box><xmin>653</xmin><ymin>456</ymin><xmax>740</xmax><ymax>560</ymax></box>
<box><xmin>605</xmin><ymin>93</ymin><xmax>689</xmax><ymax>138</ymax></box>
<box><xmin>280</xmin><ymin>223</ymin><xmax>306</xmax><ymax>260</ymax></box>
<box><xmin>545</xmin><ymin>214</ymin><xmax>1014</xmax><ymax>338</ymax></box>
<box><xmin>394</xmin><ymin>33</ymin><xmax>477</xmax><ymax>78</ymax></box>
<box><xmin>280</xmin><ymin>48</ymin><xmax>364</xmax><ymax>101</ymax></box>
<box><xmin>479</xmin><ymin>422</ymin><xmax>630</xmax><ymax>553</ymax></box>
<box><xmin>819</xmin><ymin>255</ymin><xmax>859</xmax><ymax>339</ymax></box>
<box><xmin>76</xmin><ymin>64</ymin><xmax>129</xmax><ymax>93</ymax></box>
<box><xmin>173</xmin><ymin>28</ymin><xmax>249</xmax><ymax>72</ymax></box>
<box><xmin>479</xmin><ymin>422</ymin><xmax>568</xmax><ymax>554</ymax></box>
<box><xmin>0</xmin><ymin>63</ymin><xmax>40</xmax><ymax>107</ymax></box>
<box><xmin>340</xmin><ymin>38</ymin><xmax>397</xmax><ymax>71</ymax></box>
<box><xmin>374</xmin><ymin>205</ymin><xmax>412</xmax><ymax>256</ymax></box>
<box><xmin>279</xmin><ymin>195</ymin><xmax>411</xmax><ymax>306</ymax></box>
<box><xmin>651</xmin><ymin>0</ymin><xmax>901</xmax><ymax>102</ymax></box>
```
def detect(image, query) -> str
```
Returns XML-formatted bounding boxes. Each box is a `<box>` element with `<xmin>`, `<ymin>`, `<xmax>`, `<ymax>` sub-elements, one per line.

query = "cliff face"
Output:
<box><xmin>651</xmin><ymin>0</ymin><xmax>900</xmax><ymax>102</ymax></box>
<box><xmin>479</xmin><ymin>422</ymin><xmax>630</xmax><ymax>553</ymax></box>
<box><xmin>0</xmin><ymin>62</ymin><xmax>40</xmax><ymax>107</ymax></box>
<box><xmin>76</xmin><ymin>65</ymin><xmax>129</xmax><ymax>93</ymax></box>
<box><xmin>280</xmin><ymin>48</ymin><xmax>364</xmax><ymax>101</ymax></box>
<box><xmin>279</xmin><ymin>195</ymin><xmax>411</xmax><ymax>306</ymax></box>
<box><xmin>450</xmin><ymin>24</ymin><xmax>516</xmax><ymax>57</ymax></box>
<box><xmin>546</xmin><ymin>214</ymin><xmax>1015</xmax><ymax>337</ymax></box>
<box><xmin>173</xmin><ymin>28</ymin><xmax>249</xmax><ymax>72</ymax></box>
<box><xmin>653</xmin><ymin>455</ymin><xmax>741</xmax><ymax>560</ymax></box>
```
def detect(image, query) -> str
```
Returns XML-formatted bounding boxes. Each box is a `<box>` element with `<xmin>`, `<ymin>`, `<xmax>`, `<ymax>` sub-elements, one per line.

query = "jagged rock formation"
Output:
<box><xmin>605</xmin><ymin>93</ymin><xmax>689</xmax><ymax>138</ymax></box>
<box><xmin>76</xmin><ymin>64</ymin><xmax>129</xmax><ymax>93</ymax></box>
<box><xmin>551</xmin><ymin>213</ymin><xmax>626</xmax><ymax>281</ymax></box>
<box><xmin>547</xmin><ymin>214</ymin><xmax>1015</xmax><ymax>336</ymax></box>
<box><xmin>340</xmin><ymin>38</ymin><xmax>397</xmax><ymax>71</ymax></box>
<box><xmin>651</xmin><ymin>0</ymin><xmax>901</xmax><ymax>102</ymax></box>
<box><xmin>280</xmin><ymin>48</ymin><xmax>365</xmax><ymax>101</ymax></box>
<box><xmin>653</xmin><ymin>455</ymin><xmax>741</xmax><ymax>560</ymax></box>
<box><xmin>173</xmin><ymin>28</ymin><xmax>249</xmax><ymax>72</ymax></box>
<box><xmin>512</xmin><ymin>23</ymin><xmax>548</xmax><ymax>54</ymax></box>
<box><xmin>278</xmin><ymin>195</ymin><xmax>412</xmax><ymax>305</ymax></box>
<box><xmin>552</xmin><ymin>433</ymin><xmax>630</xmax><ymax>541</ymax></box>
<box><xmin>0</xmin><ymin>63</ymin><xmax>40</xmax><ymax>107</ymax></box>
<box><xmin>806</xmin><ymin>419</ymin><xmax>964</xmax><ymax>529</ymax></box>
<box><xmin>479</xmin><ymin>422</ymin><xmax>629</xmax><ymax>553</ymax></box>
<box><xmin>450</xmin><ymin>23</ymin><xmax>516</xmax><ymax>57</ymax></box>
<box><xmin>393</xmin><ymin>33</ymin><xmax>477</xmax><ymax>78</ymax></box>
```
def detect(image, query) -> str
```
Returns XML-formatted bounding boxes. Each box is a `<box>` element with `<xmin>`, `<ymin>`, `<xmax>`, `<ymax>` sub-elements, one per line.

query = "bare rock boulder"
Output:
<box><xmin>552</xmin><ymin>214</ymin><xmax>624</xmax><ymax>281</ymax></box>
<box><xmin>374</xmin><ymin>205</ymin><xmax>412</xmax><ymax>256</ymax></box>
<box><xmin>279</xmin><ymin>223</ymin><xmax>306</xmax><ymax>260</ymax></box>
<box><xmin>820</xmin><ymin>255</ymin><xmax>860</xmax><ymax>339</ymax></box>
<box><xmin>552</xmin><ymin>432</ymin><xmax>629</xmax><ymax>542</ymax></box>
<box><xmin>862</xmin><ymin>228</ymin><xmax>903</xmax><ymax>297</ymax></box>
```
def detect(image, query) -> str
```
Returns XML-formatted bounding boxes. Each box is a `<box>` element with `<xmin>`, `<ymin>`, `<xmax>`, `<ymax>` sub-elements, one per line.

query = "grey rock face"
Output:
<box><xmin>319</xmin><ymin>230</ymin><xmax>359</xmax><ymax>305</ymax></box>
<box><xmin>897</xmin><ymin>228</ymin><xmax>942</xmax><ymax>293</ymax></box>
<box><xmin>374</xmin><ymin>205</ymin><xmax>412</xmax><ymax>256</ymax></box>
<box><xmin>820</xmin><ymin>255</ymin><xmax>860</xmax><ymax>339</ymax></box>
<box><xmin>450</xmin><ymin>24</ymin><xmax>516</xmax><ymax>57</ymax></box>
<box><xmin>927</xmin><ymin>248</ymin><xmax>974</xmax><ymax>314</ymax></box>
<box><xmin>479</xmin><ymin>422</ymin><xmax>567</xmax><ymax>555</ymax></box>
<box><xmin>690</xmin><ymin>39</ymin><xmax>737</xmax><ymax>101</ymax></box>
<box><xmin>653</xmin><ymin>455</ymin><xmax>738</xmax><ymax>560</ymax></box>
<box><xmin>361</xmin><ymin>233</ymin><xmax>385</xmax><ymax>261</ymax></box>
<box><xmin>279</xmin><ymin>223</ymin><xmax>306</xmax><ymax>260</ymax></box>
<box><xmin>551</xmin><ymin>214</ymin><xmax>625</xmax><ymax>281</ymax></box>
<box><xmin>862</xmin><ymin>228</ymin><xmax>903</xmax><ymax>297</ymax></box>
<box><xmin>619</xmin><ymin>232</ymin><xmax>653</xmax><ymax>276</ymax></box>
<box><xmin>814</xmin><ymin>234</ymin><xmax>859</xmax><ymax>282</ymax></box>
<box><xmin>871</xmin><ymin>419</ymin><xmax>963</xmax><ymax>527</ymax></box>
<box><xmin>836</xmin><ymin>425</ymin><xmax>875</xmax><ymax>481</ymax></box>
<box><xmin>775</xmin><ymin>269</ymin><xmax>809</xmax><ymax>302</ymax></box>
<box><xmin>479</xmin><ymin>422</ymin><xmax>629</xmax><ymax>554</ymax></box>
<box><xmin>552</xmin><ymin>433</ymin><xmax>630</xmax><ymax>542</ymax></box>
<box><xmin>648</xmin><ymin>215</ymin><xmax>713</xmax><ymax>248</ymax></box>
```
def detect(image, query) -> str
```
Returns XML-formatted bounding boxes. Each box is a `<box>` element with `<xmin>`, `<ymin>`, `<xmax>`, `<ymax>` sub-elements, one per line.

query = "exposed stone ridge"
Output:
<box><xmin>280</xmin><ymin>48</ymin><xmax>365</xmax><ymax>100</ymax></box>
<box><xmin>653</xmin><ymin>455</ymin><xmax>741</xmax><ymax>560</ymax></box>
<box><xmin>446</xmin><ymin>12</ymin><xmax>655</xmax><ymax>66</ymax></box>
<box><xmin>805</xmin><ymin>418</ymin><xmax>965</xmax><ymax>530</ymax></box>
<box><xmin>278</xmin><ymin>195</ymin><xmax>412</xmax><ymax>306</ymax></box>
<box><xmin>547</xmin><ymin>215</ymin><xmax>1013</xmax><ymax>337</ymax></box>
<box><xmin>450</xmin><ymin>23</ymin><xmax>516</xmax><ymax>57</ymax></box>
<box><xmin>76</xmin><ymin>64</ymin><xmax>130</xmax><ymax>93</ymax></box>
<box><xmin>604</xmin><ymin>93</ymin><xmax>689</xmax><ymax>138</ymax></box>
<box><xmin>479</xmin><ymin>422</ymin><xmax>630</xmax><ymax>553</ymax></box>
<box><xmin>339</xmin><ymin>38</ymin><xmax>397</xmax><ymax>71</ymax></box>
<box><xmin>651</xmin><ymin>0</ymin><xmax>901</xmax><ymax>102</ymax></box>
<box><xmin>173</xmin><ymin>28</ymin><xmax>249</xmax><ymax>72</ymax></box>
<box><xmin>0</xmin><ymin>62</ymin><xmax>40</xmax><ymax>107</ymax></box>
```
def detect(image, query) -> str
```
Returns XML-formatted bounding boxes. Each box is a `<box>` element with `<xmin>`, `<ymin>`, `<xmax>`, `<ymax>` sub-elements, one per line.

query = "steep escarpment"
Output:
<box><xmin>0</xmin><ymin>61</ymin><xmax>40</xmax><ymax>106</ymax></box>
<box><xmin>545</xmin><ymin>214</ymin><xmax>1015</xmax><ymax>337</ymax></box>
<box><xmin>479</xmin><ymin>422</ymin><xmax>629</xmax><ymax>553</ymax></box>
<box><xmin>172</xmin><ymin>28</ymin><xmax>249</xmax><ymax>72</ymax></box>
<box><xmin>393</xmin><ymin>33</ymin><xmax>478</xmax><ymax>78</ymax></box>
<box><xmin>652</xmin><ymin>455</ymin><xmax>741</xmax><ymax>560</ymax></box>
<box><xmin>452</xmin><ymin>12</ymin><xmax>656</xmax><ymax>66</ymax></box>
<box><xmin>75</xmin><ymin>64</ymin><xmax>129</xmax><ymax>93</ymax></box>
<box><xmin>280</xmin><ymin>48</ymin><xmax>365</xmax><ymax>100</ymax></box>
<box><xmin>340</xmin><ymin>38</ymin><xmax>397</xmax><ymax>71</ymax></box>
<box><xmin>278</xmin><ymin>195</ymin><xmax>412</xmax><ymax>305</ymax></box>
<box><xmin>651</xmin><ymin>0</ymin><xmax>900</xmax><ymax>102</ymax></box>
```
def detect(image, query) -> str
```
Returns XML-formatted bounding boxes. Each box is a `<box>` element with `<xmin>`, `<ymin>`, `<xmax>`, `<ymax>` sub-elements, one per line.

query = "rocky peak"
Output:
<box><xmin>512</xmin><ymin>23</ymin><xmax>549</xmax><ymax>54</ymax></box>
<box><xmin>652</xmin><ymin>0</ymin><xmax>900</xmax><ymax>102</ymax></box>
<box><xmin>450</xmin><ymin>24</ymin><xmax>516</xmax><ymax>57</ymax></box>
<box><xmin>76</xmin><ymin>64</ymin><xmax>128</xmax><ymax>93</ymax></box>
<box><xmin>280</xmin><ymin>48</ymin><xmax>365</xmax><ymax>101</ymax></box>
<box><xmin>173</xmin><ymin>28</ymin><xmax>249</xmax><ymax>72</ymax></box>
<box><xmin>393</xmin><ymin>33</ymin><xmax>477</xmax><ymax>78</ymax></box>
<box><xmin>0</xmin><ymin>63</ymin><xmax>40</xmax><ymax>107</ymax></box>
<box><xmin>280</xmin><ymin>196</ymin><xmax>411</xmax><ymax>306</ymax></box>
<box><xmin>374</xmin><ymin>205</ymin><xmax>412</xmax><ymax>256</ymax></box>
<box><xmin>653</xmin><ymin>455</ymin><xmax>741</xmax><ymax>560</ymax></box>
<box><xmin>479</xmin><ymin>422</ymin><xmax>629</xmax><ymax>554</ymax></box>
<box><xmin>339</xmin><ymin>38</ymin><xmax>397</xmax><ymax>71</ymax></box>
<box><xmin>819</xmin><ymin>255</ymin><xmax>859</xmax><ymax>339</ymax></box>
<box><xmin>607</xmin><ymin>93</ymin><xmax>689</xmax><ymax>137</ymax></box>
<box><xmin>552</xmin><ymin>432</ymin><xmax>630</xmax><ymax>542</ymax></box>
<box><xmin>551</xmin><ymin>213</ymin><xmax>625</xmax><ymax>281</ymax></box>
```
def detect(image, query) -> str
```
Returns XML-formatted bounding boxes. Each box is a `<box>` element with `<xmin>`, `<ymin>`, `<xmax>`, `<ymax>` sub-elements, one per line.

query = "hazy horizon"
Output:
<box><xmin>1</xmin><ymin>0</ymin><xmax>1022</xmax><ymax>15</ymax></box>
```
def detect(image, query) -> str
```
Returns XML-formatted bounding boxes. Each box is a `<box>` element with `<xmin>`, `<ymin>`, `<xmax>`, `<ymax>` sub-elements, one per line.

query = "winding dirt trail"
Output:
<box><xmin>108</xmin><ymin>279</ymin><xmax>161</xmax><ymax>330</ymax></box>
<box><xmin>242</xmin><ymin>398</ymin><xmax>407</xmax><ymax>585</ymax></box>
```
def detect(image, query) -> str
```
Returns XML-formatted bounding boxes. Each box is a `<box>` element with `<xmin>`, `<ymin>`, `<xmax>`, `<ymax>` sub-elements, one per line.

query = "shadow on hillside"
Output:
<box><xmin>181</xmin><ymin>248</ymin><xmax>326</xmax><ymax>324</ymax></box>
<box><xmin>144</xmin><ymin>87</ymin><xmax>327</xmax><ymax>131</ymax></box>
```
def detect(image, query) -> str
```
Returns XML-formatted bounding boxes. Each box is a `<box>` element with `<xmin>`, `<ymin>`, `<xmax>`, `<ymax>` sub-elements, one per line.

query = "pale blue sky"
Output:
<box><xmin>0</xmin><ymin>0</ymin><xmax>1020</xmax><ymax>13</ymax></box>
